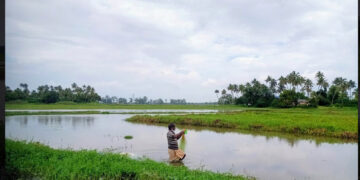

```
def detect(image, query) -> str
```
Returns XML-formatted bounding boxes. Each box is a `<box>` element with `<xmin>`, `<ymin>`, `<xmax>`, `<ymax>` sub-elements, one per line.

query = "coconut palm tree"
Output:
<box><xmin>278</xmin><ymin>76</ymin><xmax>287</xmax><ymax>93</ymax></box>
<box><xmin>302</xmin><ymin>79</ymin><xmax>313</xmax><ymax>97</ymax></box>
<box><xmin>315</xmin><ymin>71</ymin><xmax>328</xmax><ymax>90</ymax></box>
<box><xmin>239</xmin><ymin>84</ymin><xmax>245</xmax><ymax>96</ymax></box>
<box><xmin>214</xmin><ymin>89</ymin><xmax>219</xmax><ymax>100</ymax></box>
<box><xmin>221</xmin><ymin>89</ymin><xmax>227</xmax><ymax>95</ymax></box>
<box><xmin>333</xmin><ymin>77</ymin><xmax>348</xmax><ymax>106</ymax></box>
<box><xmin>233</xmin><ymin>84</ymin><xmax>239</xmax><ymax>98</ymax></box>
<box><xmin>352</xmin><ymin>88</ymin><xmax>358</xmax><ymax>100</ymax></box>
<box><xmin>227</xmin><ymin>84</ymin><xmax>235</xmax><ymax>103</ymax></box>
<box><xmin>265</xmin><ymin>76</ymin><xmax>277</xmax><ymax>94</ymax></box>
<box><xmin>286</xmin><ymin>71</ymin><xmax>297</xmax><ymax>90</ymax></box>
<box><xmin>348</xmin><ymin>80</ymin><xmax>356</xmax><ymax>99</ymax></box>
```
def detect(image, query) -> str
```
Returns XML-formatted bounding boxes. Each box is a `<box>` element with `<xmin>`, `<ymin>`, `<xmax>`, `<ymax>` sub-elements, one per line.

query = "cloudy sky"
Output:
<box><xmin>6</xmin><ymin>0</ymin><xmax>358</xmax><ymax>102</ymax></box>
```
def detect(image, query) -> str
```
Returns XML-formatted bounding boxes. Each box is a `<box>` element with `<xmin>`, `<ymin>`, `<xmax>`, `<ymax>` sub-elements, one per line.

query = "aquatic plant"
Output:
<box><xmin>124</xmin><ymin>135</ymin><xmax>133</xmax><ymax>139</ymax></box>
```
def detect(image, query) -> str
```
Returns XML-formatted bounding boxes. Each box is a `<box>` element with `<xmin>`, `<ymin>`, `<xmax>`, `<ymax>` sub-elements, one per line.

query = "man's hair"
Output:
<box><xmin>168</xmin><ymin>123</ymin><xmax>175</xmax><ymax>130</ymax></box>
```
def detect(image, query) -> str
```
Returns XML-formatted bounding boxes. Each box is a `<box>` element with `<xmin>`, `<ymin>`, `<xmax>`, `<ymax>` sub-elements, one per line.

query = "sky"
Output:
<box><xmin>5</xmin><ymin>0</ymin><xmax>358</xmax><ymax>102</ymax></box>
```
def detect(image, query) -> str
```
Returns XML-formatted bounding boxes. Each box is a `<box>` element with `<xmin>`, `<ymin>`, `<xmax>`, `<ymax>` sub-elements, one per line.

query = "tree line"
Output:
<box><xmin>100</xmin><ymin>96</ymin><xmax>187</xmax><ymax>105</ymax></box>
<box><xmin>215</xmin><ymin>71</ymin><xmax>358</xmax><ymax>108</ymax></box>
<box><xmin>6</xmin><ymin>83</ymin><xmax>101</xmax><ymax>103</ymax></box>
<box><xmin>5</xmin><ymin>83</ymin><xmax>188</xmax><ymax>105</ymax></box>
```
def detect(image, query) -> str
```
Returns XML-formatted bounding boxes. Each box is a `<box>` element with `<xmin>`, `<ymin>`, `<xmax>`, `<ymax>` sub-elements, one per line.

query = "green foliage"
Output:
<box><xmin>215</xmin><ymin>71</ymin><xmax>357</xmax><ymax>108</ymax></box>
<box><xmin>328</xmin><ymin>85</ymin><xmax>340</xmax><ymax>105</ymax></box>
<box><xmin>274</xmin><ymin>90</ymin><xmax>306</xmax><ymax>108</ymax></box>
<box><xmin>127</xmin><ymin>107</ymin><xmax>358</xmax><ymax>139</ymax></box>
<box><xmin>6</xmin><ymin>140</ymin><xmax>248</xmax><ymax>180</ymax></box>
<box><xmin>236</xmin><ymin>79</ymin><xmax>274</xmax><ymax>107</ymax></box>
<box><xmin>124</xmin><ymin>135</ymin><xmax>133</xmax><ymax>139</ymax></box>
<box><xmin>314</xmin><ymin>89</ymin><xmax>331</xmax><ymax>106</ymax></box>
<box><xmin>308</xmin><ymin>97</ymin><xmax>318</xmax><ymax>108</ymax></box>
<box><xmin>218</xmin><ymin>94</ymin><xmax>232</xmax><ymax>104</ymax></box>
<box><xmin>6</xmin><ymin>83</ymin><xmax>101</xmax><ymax>104</ymax></box>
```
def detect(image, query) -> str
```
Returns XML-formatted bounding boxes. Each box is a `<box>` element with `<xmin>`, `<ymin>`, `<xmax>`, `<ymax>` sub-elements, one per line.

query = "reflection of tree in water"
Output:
<box><xmin>18</xmin><ymin>116</ymin><xmax>28</xmax><ymax>127</ymax></box>
<box><xmin>8</xmin><ymin>116</ymin><xmax>29</xmax><ymax>127</ymax></box>
<box><xmin>69</xmin><ymin>116</ymin><xmax>94</xmax><ymax>128</ymax></box>
<box><xmin>37</xmin><ymin>116</ymin><xmax>94</xmax><ymax>128</ymax></box>
<box><xmin>38</xmin><ymin>116</ymin><xmax>62</xmax><ymax>126</ymax></box>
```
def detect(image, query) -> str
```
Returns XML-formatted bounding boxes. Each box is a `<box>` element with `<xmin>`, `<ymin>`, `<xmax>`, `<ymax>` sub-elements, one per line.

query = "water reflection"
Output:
<box><xmin>6</xmin><ymin>109</ymin><xmax>221</xmax><ymax>113</ymax></box>
<box><xmin>19</xmin><ymin>116</ymin><xmax>28</xmax><ymax>127</ymax></box>
<box><xmin>37</xmin><ymin>116</ymin><xmax>94</xmax><ymax>129</ymax></box>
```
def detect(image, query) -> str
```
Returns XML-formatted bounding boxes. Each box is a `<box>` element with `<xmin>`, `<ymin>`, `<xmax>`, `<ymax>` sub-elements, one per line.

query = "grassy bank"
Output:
<box><xmin>6</xmin><ymin>139</ymin><xmax>250</xmax><ymax>180</ymax></box>
<box><xmin>127</xmin><ymin>107</ymin><xmax>358</xmax><ymax>139</ymax></box>
<box><xmin>5</xmin><ymin>102</ymin><xmax>244</xmax><ymax>110</ymax></box>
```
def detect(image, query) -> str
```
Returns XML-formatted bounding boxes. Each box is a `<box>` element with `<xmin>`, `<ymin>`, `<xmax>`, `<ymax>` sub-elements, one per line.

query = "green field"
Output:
<box><xmin>5</xmin><ymin>139</ymin><xmax>250</xmax><ymax>180</ymax></box>
<box><xmin>127</xmin><ymin>107</ymin><xmax>358</xmax><ymax>139</ymax></box>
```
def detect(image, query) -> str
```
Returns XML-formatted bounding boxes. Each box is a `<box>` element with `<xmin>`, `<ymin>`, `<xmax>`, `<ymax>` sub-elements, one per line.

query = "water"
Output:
<box><xmin>5</xmin><ymin>114</ymin><xmax>357</xmax><ymax>180</ymax></box>
<box><xmin>6</xmin><ymin>109</ymin><xmax>220</xmax><ymax>113</ymax></box>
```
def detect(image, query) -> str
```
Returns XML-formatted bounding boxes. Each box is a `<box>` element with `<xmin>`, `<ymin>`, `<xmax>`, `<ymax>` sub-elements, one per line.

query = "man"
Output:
<box><xmin>167</xmin><ymin>123</ymin><xmax>186</xmax><ymax>162</ymax></box>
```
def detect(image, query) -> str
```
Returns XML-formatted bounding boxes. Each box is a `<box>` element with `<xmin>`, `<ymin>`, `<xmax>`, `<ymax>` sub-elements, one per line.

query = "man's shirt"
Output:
<box><xmin>167</xmin><ymin>130</ymin><xmax>179</xmax><ymax>150</ymax></box>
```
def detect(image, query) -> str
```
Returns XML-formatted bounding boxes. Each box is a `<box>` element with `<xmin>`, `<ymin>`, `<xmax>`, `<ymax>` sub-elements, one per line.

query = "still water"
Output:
<box><xmin>5</xmin><ymin>114</ymin><xmax>357</xmax><ymax>180</ymax></box>
<box><xmin>6</xmin><ymin>109</ymin><xmax>220</xmax><ymax>113</ymax></box>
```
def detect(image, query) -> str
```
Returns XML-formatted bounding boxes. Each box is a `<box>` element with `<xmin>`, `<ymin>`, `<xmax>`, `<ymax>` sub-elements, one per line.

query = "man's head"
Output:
<box><xmin>168</xmin><ymin>123</ymin><xmax>175</xmax><ymax>131</ymax></box>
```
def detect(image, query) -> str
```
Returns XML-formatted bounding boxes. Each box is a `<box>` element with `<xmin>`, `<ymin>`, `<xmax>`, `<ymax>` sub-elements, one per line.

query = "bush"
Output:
<box><xmin>274</xmin><ymin>90</ymin><xmax>307</xmax><ymax>108</ymax></box>
<box><xmin>270</xmin><ymin>99</ymin><xmax>279</xmax><ymax>107</ymax></box>
<box><xmin>278</xmin><ymin>90</ymin><xmax>297</xmax><ymax>108</ymax></box>
<box><xmin>308</xmin><ymin>97</ymin><xmax>318</xmax><ymax>108</ymax></box>
<box><xmin>235</xmin><ymin>96</ymin><xmax>247</xmax><ymax>106</ymax></box>
<box><xmin>315</xmin><ymin>89</ymin><xmax>331</xmax><ymax>106</ymax></box>
<box><xmin>270</xmin><ymin>98</ymin><xmax>291</xmax><ymax>108</ymax></box>
<box><xmin>255</xmin><ymin>97</ymin><xmax>273</xmax><ymax>107</ymax></box>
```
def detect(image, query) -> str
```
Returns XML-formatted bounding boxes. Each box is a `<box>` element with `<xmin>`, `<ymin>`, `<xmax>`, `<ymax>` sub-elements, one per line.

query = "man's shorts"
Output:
<box><xmin>168</xmin><ymin>149</ymin><xmax>186</xmax><ymax>162</ymax></box>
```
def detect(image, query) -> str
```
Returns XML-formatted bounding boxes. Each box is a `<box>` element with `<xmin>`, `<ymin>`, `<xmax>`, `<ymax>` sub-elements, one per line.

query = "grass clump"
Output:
<box><xmin>127</xmin><ymin>107</ymin><xmax>358</xmax><ymax>140</ymax></box>
<box><xmin>124</xmin><ymin>135</ymin><xmax>133</xmax><ymax>139</ymax></box>
<box><xmin>5</xmin><ymin>139</ymin><xmax>249</xmax><ymax>180</ymax></box>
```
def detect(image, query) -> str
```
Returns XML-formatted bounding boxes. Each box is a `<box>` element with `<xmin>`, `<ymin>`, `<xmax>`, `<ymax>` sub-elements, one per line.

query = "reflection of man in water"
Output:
<box><xmin>167</xmin><ymin>123</ymin><xmax>186</xmax><ymax>162</ymax></box>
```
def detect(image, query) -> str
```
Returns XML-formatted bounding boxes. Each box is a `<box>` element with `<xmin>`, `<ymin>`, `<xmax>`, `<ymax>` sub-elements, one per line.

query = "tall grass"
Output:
<box><xmin>127</xmin><ymin>107</ymin><xmax>358</xmax><ymax>139</ymax></box>
<box><xmin>6</xmin><ymin>139</ymin><xmax>250</xmax><ymax>180</ymax></box>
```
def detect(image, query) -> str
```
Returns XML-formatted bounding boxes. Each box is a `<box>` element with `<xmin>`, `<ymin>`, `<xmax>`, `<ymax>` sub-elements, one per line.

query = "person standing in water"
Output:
<box><xmin>167</xmin><ymin>123</ymin><xmax>186</xmax><ymax>162</ymax></box>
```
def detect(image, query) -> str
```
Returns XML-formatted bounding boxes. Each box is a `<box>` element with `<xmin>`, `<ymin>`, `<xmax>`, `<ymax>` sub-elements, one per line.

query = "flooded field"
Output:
<box><xmin>5</xmin><ymin>114</ymin><xmax>357</xmax><ymax>180</ymax></box>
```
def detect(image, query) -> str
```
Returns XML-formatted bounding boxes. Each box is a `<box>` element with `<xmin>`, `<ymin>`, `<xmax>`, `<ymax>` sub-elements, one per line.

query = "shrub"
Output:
<box><xmin>308</xmin><ymin>97</ymin><xmax>318</xmax><ymax>108</ymax></box>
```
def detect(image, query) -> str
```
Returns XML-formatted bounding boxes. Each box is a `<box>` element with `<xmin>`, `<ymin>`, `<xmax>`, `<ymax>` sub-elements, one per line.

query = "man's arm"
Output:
<box><xmin>174</xmin><ymin>130</ymin><xmax>185</xmax><ymax>139</ymax></box>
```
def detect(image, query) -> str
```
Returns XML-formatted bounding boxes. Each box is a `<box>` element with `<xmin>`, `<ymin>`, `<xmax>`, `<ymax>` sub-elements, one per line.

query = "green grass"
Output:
<box><xmin>127</xmin><ymin>107</ymin><xmax>358</xmax><ymax>139</ymax></box>
<box><xmin>5</xmin><ymin>139</ymin><xmax>250</xmax><ymax>180</ymax></box>
<box><xmin>5</xmin><ymin>102</ymin><xmax>244</xmax><ymax>110</ymax></box>
<box><xmin>124</xmin><ymin>135</ymin><xmax>133</xmax><ymax>140</ymax></box>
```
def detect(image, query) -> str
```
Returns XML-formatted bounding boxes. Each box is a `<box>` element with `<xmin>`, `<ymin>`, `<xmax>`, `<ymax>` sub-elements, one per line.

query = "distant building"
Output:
<box><xmin>298</xmin><ymin>99</ymin><xmax>308</xmax><ymax>105</ymax></box>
